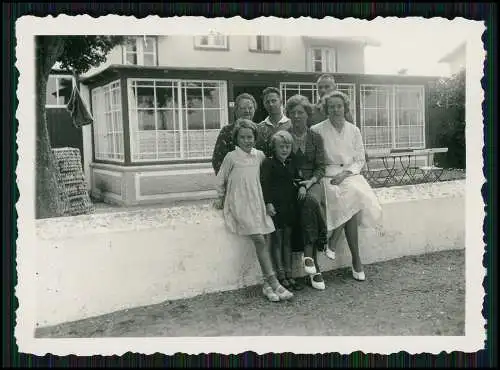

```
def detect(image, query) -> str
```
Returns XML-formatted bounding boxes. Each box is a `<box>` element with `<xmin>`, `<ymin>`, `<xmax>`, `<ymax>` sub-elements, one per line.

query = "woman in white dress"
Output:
<box><xmin>311</xmin><ymin>91</ymin><xmax>382</xmax><ymax>281</ymax></box>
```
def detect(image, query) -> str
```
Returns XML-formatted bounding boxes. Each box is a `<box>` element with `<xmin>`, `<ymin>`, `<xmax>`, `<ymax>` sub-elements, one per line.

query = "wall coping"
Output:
<box><xmin>36</xmin><ymin>180</ymin><xmax>465</xmax><ymax>241</ymax></box>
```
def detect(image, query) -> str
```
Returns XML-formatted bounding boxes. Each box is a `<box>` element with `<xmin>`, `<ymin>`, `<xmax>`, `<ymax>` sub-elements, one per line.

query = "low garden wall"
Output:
<box><xmin>35</xmin><ymin>180</ymin><xmax>465</xmax><ymax>327</ymax></box>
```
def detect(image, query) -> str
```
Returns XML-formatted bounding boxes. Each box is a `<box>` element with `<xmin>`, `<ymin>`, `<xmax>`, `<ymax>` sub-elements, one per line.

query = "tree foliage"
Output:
<box><xmin>36</xmin><ymin>36</ymin><xmax>124</xmax><ymax>219</ymax></box>
<box><xmin>428</xmin><ymin>69</ymin><xmax>466</xmax><ymax>169</ymax></box>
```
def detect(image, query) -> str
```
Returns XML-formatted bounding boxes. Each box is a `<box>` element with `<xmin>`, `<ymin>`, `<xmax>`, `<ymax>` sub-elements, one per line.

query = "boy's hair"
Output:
<box><xmin>232</xmin><ymin>118</ymin><xmax>258</xmax><ymax>145</ymax></box>
<box><xmin>270</xmin><ymin>130</ymin><xmax>294</xmax><ymax>155</ymax></box>
<box><xmin>316</xmin><ymin>74</ymin><xmax>337</xmax><ymax>88</ymax></box>
<box><xmin>261</xmin><ymin>87</ymin><xmax>282</xmax><ymax>102</ymax></box>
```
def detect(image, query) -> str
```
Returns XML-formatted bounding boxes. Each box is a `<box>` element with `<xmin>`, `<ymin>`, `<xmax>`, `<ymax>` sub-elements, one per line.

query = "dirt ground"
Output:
<box><xmin>36</xmin><ymin>249</ymin><xmax>465</xmax><ymax>338</ymax></box>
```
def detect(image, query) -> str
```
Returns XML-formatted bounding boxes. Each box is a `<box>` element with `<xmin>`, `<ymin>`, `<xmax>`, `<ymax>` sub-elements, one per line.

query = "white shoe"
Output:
<box><xmin>352</xmin><ymin>267</ymin><xmax>366</xmax><ymax>281</ymax></box>
<box><xmin>310</xmin><ymin>273</ymin><xmax>326</xmax><ymax>290</ymax></box>
<box><xmin>303</xmin><ymin>257</ymin><xmax>317</xmax><ymax>275</ymax></box>
<box><xmin>325</xmin><ymin>248</ymin><xmax>336</xmax><ymax>260</ymax></box>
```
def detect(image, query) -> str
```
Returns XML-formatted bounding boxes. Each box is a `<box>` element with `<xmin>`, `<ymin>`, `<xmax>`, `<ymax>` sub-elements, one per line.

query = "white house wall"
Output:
<box><xmin>83</xmin><ymin>36</ymin><xmax>367</xmax><ymax>77</ymax></box>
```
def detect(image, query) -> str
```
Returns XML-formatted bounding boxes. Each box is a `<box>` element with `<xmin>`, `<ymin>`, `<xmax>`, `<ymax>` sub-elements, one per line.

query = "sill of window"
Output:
<box><xmin>248</xmin><ymin>49</ymin><xmax>281</xmax><ymax>54</ymax></box>
<box><xmin>194</xmin><ymin>46</ymin><xmax>230</xmax><ymax>51</ymax></box>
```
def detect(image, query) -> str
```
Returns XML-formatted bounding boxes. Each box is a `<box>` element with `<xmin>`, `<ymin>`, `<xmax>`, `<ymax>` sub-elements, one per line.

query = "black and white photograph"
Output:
<box><xmin>15</xmin><ymin>15</ymin><xmax>485</xmax><ymax>355</ymax></box>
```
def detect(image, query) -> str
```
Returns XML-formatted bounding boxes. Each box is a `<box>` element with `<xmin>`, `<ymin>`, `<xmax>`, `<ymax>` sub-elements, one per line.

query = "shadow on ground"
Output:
<box><xmin>36</xmin><ymin>249</ymin><xmax>465</xmax><ymax>337</ymax></box>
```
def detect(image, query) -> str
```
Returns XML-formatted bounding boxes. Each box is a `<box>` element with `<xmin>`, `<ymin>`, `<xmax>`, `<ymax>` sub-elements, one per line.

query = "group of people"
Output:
<box><xmin>212</xmin><ymin>74</ymin><xmax>383</xmax><ymax>302</ymax></box>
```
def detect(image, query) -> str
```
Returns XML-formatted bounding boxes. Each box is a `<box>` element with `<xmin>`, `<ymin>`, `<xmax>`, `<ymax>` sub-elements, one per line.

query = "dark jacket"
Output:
<box><xmin>292</xmin><ymin>129</ymin><xmax>326</xmax><ymax>182</ymax></box>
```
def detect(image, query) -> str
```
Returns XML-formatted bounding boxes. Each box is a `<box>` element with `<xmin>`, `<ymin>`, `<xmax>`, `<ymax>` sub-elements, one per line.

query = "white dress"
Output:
<box><xmin>215</xmin><ymin>146</ymin><xmax>275</xmax><ymax>236</ymax></box>
<box><xmin>311</xmin><ymin>119</ymin><xmax>382</xmax><ymax>232</ymax></box>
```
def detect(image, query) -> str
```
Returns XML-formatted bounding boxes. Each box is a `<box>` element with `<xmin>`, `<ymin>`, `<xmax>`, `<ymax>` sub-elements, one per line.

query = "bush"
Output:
<box><xmin>428</xmin><ymin>69</ymin><xmax>466</xmax><ymax>170</ymax></box>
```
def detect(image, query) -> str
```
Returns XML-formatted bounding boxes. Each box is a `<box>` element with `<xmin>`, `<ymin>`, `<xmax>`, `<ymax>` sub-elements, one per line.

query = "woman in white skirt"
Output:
<box><xmin>311</xmin><ymin>91</ymin><xmax>382</xmax><ymax>281</ymax></box>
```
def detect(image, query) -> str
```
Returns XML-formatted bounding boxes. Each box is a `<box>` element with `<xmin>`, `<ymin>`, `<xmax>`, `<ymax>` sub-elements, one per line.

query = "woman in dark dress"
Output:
<box><xmin>285</xmin><ymin>94</ymin><xmax>328</xmax><ymax>290</ymax></box>
<box><xmin>211</xmin><ymin>93</ymin><xmax>257</xmax><ymax>175</ymax></box>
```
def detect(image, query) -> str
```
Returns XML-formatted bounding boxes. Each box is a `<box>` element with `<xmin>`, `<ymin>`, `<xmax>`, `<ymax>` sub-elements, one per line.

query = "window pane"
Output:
<box><xmin>138</xmin><ymin>110</ymin><xmax>156</xmax><ymax>130</ymax></box>
<box><xmin>156</xmin><ymin>86</ymin><xmax>176</xmax><ymax>108</ymax></box>
<box><xmin>144</xmin><ymin>37</ymin><xmax>155</xmax><ymax>52</ymax></box>
<box><xmin>157</xmin><ymin>110</ymin><xmax>176</xmax><ymax>130</ymax></box>
<box><xmin>157</xmin><ymin>131</ymin><xmax>180</xmax><ymax>159</ymax></box>
<box><xmin>314</xmin><ymin>61</ymin><xmax>323</xmax><ymax>72</ymax></box>
<box><xmin>112</xmin><ymin>89</ymin><xmax>121</xmax><ymax>107</ymax></box>
<box><xmin>126</xmin><ymin>53</ymin><xmax>137</xmax><ymax>65</ymax></box>
<box><xmin>143</xmin><ymin>53</ymin><xmax>155</xmax><ymax>66</ymax></box>
<box><xmin>46</xmin><ymin>76</ymin><xmax>58</xmax><ymax>105</ymax></box>
<box><xmin>205</xmin><ymin>110</ymin><xmax>221</xmax><ymax>130</ymax></box>
<box><xmin>137</xmin><ymin>87</ymin><xmax>154</xmax><ymax>108</ymax></box>
<box><xmin>313</xmin><ymin>49</ymin><xmax>322</xmax><ymax>60</ymax></box>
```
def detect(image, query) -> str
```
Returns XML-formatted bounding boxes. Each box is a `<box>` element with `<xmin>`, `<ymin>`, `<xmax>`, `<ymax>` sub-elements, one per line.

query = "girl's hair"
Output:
<box><xmin>270</xmin><ymin>130</ymin><xmax>294</xmax><ymax>154</ymax></box>
<box><xmin>318</xmin><ymin>90</ymin><xmax>351</xmax><ymax>118</ymax></box>
<box><xmin>232</xmin><ymin>118</ymin><xmax>258</xmax><ymax>144</ymax></box>
<box><xmin>284</xmin><ymin>94</ymin><xmax>313</xmax><ymax>118</ymax></box>
<box><xmin>235</xmin><ymin>93</ymin><xmax>258</xmax><ymax>112</ymax></box>
<box><xmin>261</xmin><ymin>86</ymin><xmax>282</xmax><ymax>102</ymax></box>
<box><xmin>316</xmin><ymin>74</ymin><xmax>337</xmax><ymax>88</ymax></box>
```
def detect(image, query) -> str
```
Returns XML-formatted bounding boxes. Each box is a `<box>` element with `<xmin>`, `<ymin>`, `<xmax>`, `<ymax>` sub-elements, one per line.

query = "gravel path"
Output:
<box><xmin>36</xmin><ymin>249</ymin><xmax>465</xmax><ymax>337</ymax></box>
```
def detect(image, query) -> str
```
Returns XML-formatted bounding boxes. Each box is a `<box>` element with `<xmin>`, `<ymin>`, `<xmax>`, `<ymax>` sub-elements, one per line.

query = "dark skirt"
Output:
<box><xmin>291</xmin><ymin>182</ymin><xmax>328</xmax><ymax>253</ymax></box>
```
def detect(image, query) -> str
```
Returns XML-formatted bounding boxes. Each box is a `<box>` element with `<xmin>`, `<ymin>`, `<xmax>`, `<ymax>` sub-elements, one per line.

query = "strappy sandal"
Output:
<box><xmin>273</xmin><ymin>284</ymin><xmax>294</xmax><ymax>301</ymax></box>
<box><xmin>262</xmin><ymin>285</ymin><xmax>280</xmax><ymax>302</ymax></box>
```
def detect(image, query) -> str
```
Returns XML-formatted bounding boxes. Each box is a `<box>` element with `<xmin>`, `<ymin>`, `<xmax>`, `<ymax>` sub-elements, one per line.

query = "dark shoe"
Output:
<box><xmin>287</xmin><ymin>278</ymin><xmax>304</xmax><ymax>291</ymax></box>
<box><xmin>279</xmin><ymin>278</ymin><xmax>291</xmax><ymax>289</ymax></box>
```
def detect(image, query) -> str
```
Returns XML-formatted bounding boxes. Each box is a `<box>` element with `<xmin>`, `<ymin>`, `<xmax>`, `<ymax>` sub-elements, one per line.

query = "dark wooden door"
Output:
<box><xmin>46</xmin><ymin>107</ymin><xmax>85</xmax><ymax>166</ymax></box>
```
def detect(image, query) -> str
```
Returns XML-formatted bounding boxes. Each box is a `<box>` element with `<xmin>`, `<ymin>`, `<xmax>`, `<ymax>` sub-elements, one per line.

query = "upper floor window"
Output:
<box><xmin>194</xmin><ymin>32</ymin><xmax>228</xmax><ymax>50</ymax></box>
<box><xmin>308</xmin><ymin>47</ymin><xmax>336</xmax><ymax>73</ymax></box>
<box><xmin>123</xmin><ymin>36</ymin><xmax>157</xmax><ymax>66</ymax></box>
<box><xmin>248</xmin><ymin>36</ymin><xmax>281</xmax><ymax>53</ymax></box>
<box><xmin>46</xmin><ymin>75</ymin><xmax>74</xmax><ymax>108</ymax></box>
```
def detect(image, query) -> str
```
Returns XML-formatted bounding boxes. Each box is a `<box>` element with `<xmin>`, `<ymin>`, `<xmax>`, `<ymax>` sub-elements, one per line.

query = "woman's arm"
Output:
<box><xmin>346</xmin><ymin>127</ymin><xmax>366</xmax><ymax>175</ymax></box>
<box><xmin>312</xmin><ymin>131</ymin><xmax>326</xmax><ymax>182</ymax></box>
<box><xmin>211</xmin><ymin>126</ymin><xmax>231</xmax><ymax>175</ymax></box>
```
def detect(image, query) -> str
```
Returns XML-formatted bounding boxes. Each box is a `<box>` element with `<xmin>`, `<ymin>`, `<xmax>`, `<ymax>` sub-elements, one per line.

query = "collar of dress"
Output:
<box><xmin>263</xmin><ymin>115</ymin><xmax>289</xmax><ymax>127</ymax></box>
<box><xmin>235</xmin><ymin>146</ymin><xmax>257</xmax><ymax>156</ymax></box>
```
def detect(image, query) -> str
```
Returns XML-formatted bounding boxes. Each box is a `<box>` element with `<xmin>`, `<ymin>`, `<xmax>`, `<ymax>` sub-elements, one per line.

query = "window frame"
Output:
<box><xmin>193</xmin><ymin>33</ymin><xmax>229</xmax><ymax>50</ymax></box>
<box><xmin>360</xmin><ymin>84</ymin><xmax>426</xmax><ymax>150</ymax></box>
<box><xmin>127</xmin><ymin>78</ymin><xmax>229</xmax><ymax>162</ymax></box>
<box><xmin>122</xmin><ymin>36</ymin><xmax>158</xmax><ymax>66</ymax></box>
<box><xmin>91</xmin><ymin>79</ymin><xmax>125</xmax><ymax>163</ymax></box>
<box><xmin>307</xmin><ymin>47</ymin><xmax>337</xmax><ymax>73</ymax></box>
<box><xmin>248</xmin><ymin>35</ymin><xmax>281</xmax><ymax>53</ymax></box>
<box><xmin>45</xmin><ymin>74</ymin><xmax>75</xmax><ymax>108</ymax></box>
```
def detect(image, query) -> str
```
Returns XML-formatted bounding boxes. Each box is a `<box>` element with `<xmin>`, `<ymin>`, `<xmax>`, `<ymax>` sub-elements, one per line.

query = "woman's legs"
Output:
<box><xmin>344</xmin><ymin>213</ymin><xmax>363</xmax><ymax>272</ymax></box>
<box><xmin>328</xmin><ymin>226</ymin><xmax>344</xmax><ymax>253</ymax></box>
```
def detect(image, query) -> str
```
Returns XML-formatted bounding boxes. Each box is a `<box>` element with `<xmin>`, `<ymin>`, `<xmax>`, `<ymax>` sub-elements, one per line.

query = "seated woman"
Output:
<box><xmin>211</xmin><ymin>93</ymin><xmax>257</xmax><ymax>175</ymax></box>
<box><xmin>311</xmin><ymin>91</ymin><xmax>383</xmax><ymax>281</ymax></box>
<box><xmin>285</xmin><ymin>94</ymin><xmax>328</xmax><ymax>290</ymax></box>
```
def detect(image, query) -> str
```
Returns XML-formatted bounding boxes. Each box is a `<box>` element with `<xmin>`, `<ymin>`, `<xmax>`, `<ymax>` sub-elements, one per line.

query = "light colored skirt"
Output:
<box><xmin>322</xmin><ymin>174</ymin><xmax>382</xmax><ymax>232</ymax></box>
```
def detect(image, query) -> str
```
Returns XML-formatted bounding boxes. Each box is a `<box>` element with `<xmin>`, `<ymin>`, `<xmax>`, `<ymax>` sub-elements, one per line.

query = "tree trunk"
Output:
<box><xmin>35</xmin><ymin>36</ymin><xmax>68</xmax><ymax>219</ymax></box>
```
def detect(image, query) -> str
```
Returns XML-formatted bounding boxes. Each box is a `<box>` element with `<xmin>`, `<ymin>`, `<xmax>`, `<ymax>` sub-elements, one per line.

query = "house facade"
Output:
<box><xmin>48</xmin><ymin>35</ymin><xmax>439</xmax><ymax>206</ymax></box>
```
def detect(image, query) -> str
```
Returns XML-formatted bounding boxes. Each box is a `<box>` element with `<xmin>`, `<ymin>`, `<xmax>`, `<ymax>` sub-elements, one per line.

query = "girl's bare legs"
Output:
<box><xmin>344</xmin><ymin>213</ymin><xmax>363</xmax><ymax>272</ymax></box>
<box><xmin>249</xmin><ymin>234</ymin><xmax>280</xmax><ymax>289</ymax></box>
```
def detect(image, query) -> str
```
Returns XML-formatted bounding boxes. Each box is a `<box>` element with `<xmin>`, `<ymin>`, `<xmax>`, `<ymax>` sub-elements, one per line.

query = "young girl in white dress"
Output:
<box><xmin>214</xmin><ymin>118</ymin><xmax>294</xmax><ymax>302</ymax></box>
<box><xmin>311</xmin><ymin>91</ymin><xmax>382</xmax><ymax>281</ymax></box>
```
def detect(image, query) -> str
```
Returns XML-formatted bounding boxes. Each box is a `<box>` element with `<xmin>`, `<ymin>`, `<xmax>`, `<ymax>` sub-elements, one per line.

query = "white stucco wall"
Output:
<box><xmin>35</xmin><ymin>180</ymin><xmax>465</xmax><ymax>327</ymax></box>
<box><xmin>82</xmin><ymin>36</ymin><xmax>367</xmax><ymax>77</ymax></box>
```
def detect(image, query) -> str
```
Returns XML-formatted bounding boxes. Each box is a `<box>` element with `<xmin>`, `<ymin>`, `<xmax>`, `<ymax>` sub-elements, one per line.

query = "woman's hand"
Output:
<box><xmin>330</xmin><ymin>171</ymin><xmax>352</xmax><ymax>186</ymax></box>
<box><xmin>213</xmin><ymin>198</ymin><xmax>224</xmax><ymax>210</ymax></box>
<box><xmin>266</xmin><ymin>203</ymin><xmax>277</xmax><ymax>216</ymax></box>
<box><xmin>298</xmin><ymin>179</ymin><xmax>315</xmax><ymax>191</ymax></box>
<box><xmin>297</xmin><ymin>186</ymin><xmax>307</xmax><ymax>201</ymax></box>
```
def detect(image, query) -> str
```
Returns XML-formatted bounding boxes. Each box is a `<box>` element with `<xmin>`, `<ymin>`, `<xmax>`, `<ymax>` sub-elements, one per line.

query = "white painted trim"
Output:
<box><xmin>93</xmin><ymin>169</ymin><xmax>123</xmax><ymax>178</ymax></box>
<box><xmin>90</xmin><ymin>161</ymin><xmax>213</xmax><ymax>172</ymax></box>
<box><xmin>137</xmin><ymin>168</ymin><xmax>214</xmax><ymax>177</ymax></box>
<box><xmin>138</xmin><ymin>189</ymin><xmax>217</xmax><ymax>201</ymax></box>
<box><xmin>101</xmin><ymin>191</ymin><xmax>124</xmax><ymax>202</ymax></box>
